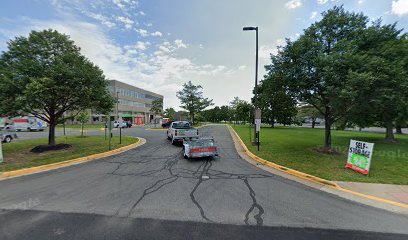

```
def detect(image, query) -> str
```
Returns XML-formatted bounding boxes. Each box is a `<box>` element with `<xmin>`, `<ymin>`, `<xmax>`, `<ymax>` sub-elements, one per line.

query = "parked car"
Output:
<box><xmin>112</xmin><ymin>120</ymin><xmax>127</xmax><ymax>128</ymax></box>
<box><xmin>182</xmin><ymin>137</ymin><xmax>218</xmax><ymax>159</ymax></box>
<box><xmin>0</xmin><ymin>129</ymin><xmax>18</xmax><ymax>143</ymax></box>
<box><xmin>162</xmin><ymin>120</ymin><xmax>173</xmax><ymax>128</ymax></box>
<box><xmin>167</xmin><ymin>121</ymin><xmax>199</xmax><ymax>144</ymax></box>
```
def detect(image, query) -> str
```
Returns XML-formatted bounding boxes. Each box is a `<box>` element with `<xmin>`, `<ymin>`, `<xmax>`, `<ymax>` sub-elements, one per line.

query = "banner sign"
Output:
<box><xmin>255</xmin><ymin>119</ymin><xmax>261</xmax><ymax>132</ymax></box>
<box><xmin>346</xmin><ymin>140</ymin><xmax>374</xmax><ymax>175</ymax></box>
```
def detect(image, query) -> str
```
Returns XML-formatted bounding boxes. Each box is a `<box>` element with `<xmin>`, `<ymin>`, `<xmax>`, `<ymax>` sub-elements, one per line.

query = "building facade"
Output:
<box><xmin>83</xmin><ymin>80</ymin><xmax>163</xmax><ymax>125</ymax></box>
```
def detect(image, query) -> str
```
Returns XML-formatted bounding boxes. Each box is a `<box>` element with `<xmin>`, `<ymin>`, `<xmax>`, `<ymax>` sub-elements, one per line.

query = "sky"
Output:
<box><xmin>1</xmin><ymin>0</ymin><xmax>408</xmax><ymax>110</ymax></box>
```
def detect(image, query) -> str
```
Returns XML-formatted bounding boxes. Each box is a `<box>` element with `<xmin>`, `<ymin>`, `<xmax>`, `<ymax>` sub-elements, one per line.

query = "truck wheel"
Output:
<box><xmin>184</xmin><ymin>154</ymin><xmax>188</xmax><ymax>159</ymax></box>
<box><xmin>171</xmin><ymin>138</ymin><xmax>176</xmax><ymax>145</ymax></box>
<box><xmin>4</xmin><ymin>136</ymin><xmax>11</xmax><ymax>143</ymax></box>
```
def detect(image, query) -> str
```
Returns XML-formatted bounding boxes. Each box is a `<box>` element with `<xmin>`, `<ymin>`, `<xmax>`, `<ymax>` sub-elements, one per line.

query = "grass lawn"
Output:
<box><xmin>0</xmin><ymin>136</ymin><xmax>138</xmax><ymax>172</ymax></box>
<box><xmin>56</xmin><ymin>124</ymin><xmax>105</xmax><ymax>129</ymax></box>
<box><xmin>233</xmin><ymin>125</ymin><xmax>408</xmax><ymax>184</ymax></box>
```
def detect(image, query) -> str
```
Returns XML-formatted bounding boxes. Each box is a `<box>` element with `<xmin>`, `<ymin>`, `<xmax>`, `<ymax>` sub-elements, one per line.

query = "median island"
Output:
<box><xmin>0</xmin><ymin>136</ymin><xmax>138</xmax><ymax>172</ymax></box>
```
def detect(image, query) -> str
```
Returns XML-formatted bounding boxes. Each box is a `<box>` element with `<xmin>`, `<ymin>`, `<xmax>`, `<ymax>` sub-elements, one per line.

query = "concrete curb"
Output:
<box><xmin>227</xmin><ymin>125</ymin><xmax>408</xmax><ymax>210</ymax></box>
<box><xmin>0</xmin><ymin>137</ymin><xmax>146</xmax><ymax>181</ymax></box>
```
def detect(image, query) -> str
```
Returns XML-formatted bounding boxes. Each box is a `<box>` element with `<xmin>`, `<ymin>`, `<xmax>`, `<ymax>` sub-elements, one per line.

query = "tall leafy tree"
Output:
<box><xmin>0</xmin><ymin>29</ymin><xmax>114</xmax><ymax>146</ymax></box>
<box><xmin>176</xmin><ymin>81</ymin><xmax>213</xmax><ymax>124</ymax></box>
<box><xmin>281</xmin><ymin>6</ymin><xmax>368</xmax><ymax>149</ymax></box>
<box><xmin>163</xmin><ymin>107</ymin><xmax>176</xmax><ymax>119</ymax></box>
<box><xmin>235</xmin><ymin>101</ymin><xmax>253</xmax><ymax>124</ymax></box>
<box><xmin>150</xmin><ymin>98</ymin><xmax>163</xmax><ymax>127</ymax></box>
<box><xmin>349</xmin><ymin>22</ymin><xmax>408</xmax><ymax>141</ymax></box>
<box><xmin>76</xmin><ymin>111</ymin><xmax>89</xmax><ymax>137</ymax></box>
<box><xmin>257</xmin><ymin>68</ymin><xmax>297</xmax><ymax>127</ymax></box>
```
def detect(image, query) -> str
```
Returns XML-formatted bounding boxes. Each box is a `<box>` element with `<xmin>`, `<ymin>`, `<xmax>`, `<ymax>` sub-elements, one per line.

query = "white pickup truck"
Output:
<box><xmin>167</xmin><ymin>121</ymin><xmax>199</xmax><ymax>145</ymax></box>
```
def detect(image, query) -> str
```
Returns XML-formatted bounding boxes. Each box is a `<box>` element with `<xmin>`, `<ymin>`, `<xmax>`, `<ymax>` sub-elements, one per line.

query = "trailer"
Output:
<box><xmin>182</xmin><ymin>137</ymin><xmax>218</xmax><ymax>159</ymax></box>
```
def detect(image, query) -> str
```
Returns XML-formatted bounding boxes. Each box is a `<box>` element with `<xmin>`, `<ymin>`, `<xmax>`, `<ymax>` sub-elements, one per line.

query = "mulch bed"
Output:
<box><xmin>30</xmin><ymin>144</ymin><xmax>72</xmax><ymax>153</ymax></box>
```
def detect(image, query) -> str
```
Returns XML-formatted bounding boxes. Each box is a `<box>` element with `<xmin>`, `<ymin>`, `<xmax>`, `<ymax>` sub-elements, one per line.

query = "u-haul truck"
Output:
<box><xmin>12</xmin><ymin>116</ymin><xmax>47</xmax><ymax>131</ymax></box>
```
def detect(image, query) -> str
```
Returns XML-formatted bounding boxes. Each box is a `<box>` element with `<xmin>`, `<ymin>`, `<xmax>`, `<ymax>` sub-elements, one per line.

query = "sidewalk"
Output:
<box><xmin>336</xmin><ymin>181</ymin><xmax>408</xmax><ymax>205</ymax></box>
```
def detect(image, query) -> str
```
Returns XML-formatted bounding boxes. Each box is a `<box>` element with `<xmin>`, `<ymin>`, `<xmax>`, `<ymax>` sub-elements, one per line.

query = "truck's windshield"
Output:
<box><xmin>172</xmin><ymin>122</ymin><xmax>191</xmax><ymax>129</ymax></box>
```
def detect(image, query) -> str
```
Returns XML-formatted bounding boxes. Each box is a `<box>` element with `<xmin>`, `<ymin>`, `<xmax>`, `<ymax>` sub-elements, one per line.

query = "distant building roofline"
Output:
<box><xmin>107</xmin><ymin>79</ymin><xmax>163</xmax><ymax>98</ymax></box>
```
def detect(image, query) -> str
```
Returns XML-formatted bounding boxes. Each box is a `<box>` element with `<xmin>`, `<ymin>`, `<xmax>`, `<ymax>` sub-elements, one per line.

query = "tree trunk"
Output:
<box><xmin>312</xmin><ymin>119</ymin><xmax>316</xmax><ymax>128</ymax></box>
<box><xmin>48</xmin><ymin>122</ymin><xmax>56</xmax><ymax>146</ymax></box>
<box><xmin>385</xmin><ymin>119</ymin><xmax>395</xmax><ymax>142</ymax></box>
<box><xmin>81</xmin><ymin>123</ymin><xmax>84</xmax><ymax>137</ymax></box>
<box><xmin>396</xmin><ymin>124</ymin><xmax>402</xmax><ymax>134</ymax></box>
<box><xmin>324</xmin><ymin>114</ymin><xmax>331</xmax><ymax>149</ymax></box>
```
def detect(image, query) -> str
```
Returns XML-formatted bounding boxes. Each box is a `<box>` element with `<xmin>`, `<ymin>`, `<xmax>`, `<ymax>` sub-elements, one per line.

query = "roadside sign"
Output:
<box><xmin>255</xmin><ymin>109</ymin><xmax>261</xmax><ymax>119</ymax></box>
<box><xmin>346</xmin><ymin>140</ymin><xmax>374</xmax><ymax>175</ymax></box>
<box><xmin>255</xmin><ymin>119</ymin><xmax>261</xmax><ymax>132</ymax></box>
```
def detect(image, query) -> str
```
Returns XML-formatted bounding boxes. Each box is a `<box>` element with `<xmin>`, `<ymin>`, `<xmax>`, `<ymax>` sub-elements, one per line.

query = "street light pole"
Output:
<box><xmin>243</xmin><ymin>26</ymin><xmax>259</xmax><ymax>145</ymax></box>
<box><xmin>116</xmin><ymin>91</ymin><xmax>122</xmax><ymax>144</ymax></box>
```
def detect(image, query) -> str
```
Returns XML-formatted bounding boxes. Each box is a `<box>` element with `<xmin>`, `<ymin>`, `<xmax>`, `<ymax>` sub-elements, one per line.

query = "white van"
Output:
<box><xmin>12</xmin><ymin>116</ymin><xmax>47</xmax><ymax>131</ymax></box>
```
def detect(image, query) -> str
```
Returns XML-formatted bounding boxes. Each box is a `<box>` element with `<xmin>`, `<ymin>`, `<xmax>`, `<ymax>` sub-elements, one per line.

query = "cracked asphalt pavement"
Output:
<box><xmin>0</xmin><ymin>125</ymin><xmax>407</xmax><ymax>239</ymax></box>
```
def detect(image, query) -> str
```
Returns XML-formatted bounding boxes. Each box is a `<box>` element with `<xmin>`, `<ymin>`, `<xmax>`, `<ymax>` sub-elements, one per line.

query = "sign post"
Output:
<box><xmin>0</xmin><ymin>141</ymin><xmax>3</xmax><ymax>163</ymax></box>
<box><xmin>255</xmin><ymin>109</ymin><xmax>261</xmax><ymax>151</ymax></box>
<box><xmin>346</xmin><ymin>139</ymin><xmax>374</xmax><ymax>175</ymax></box>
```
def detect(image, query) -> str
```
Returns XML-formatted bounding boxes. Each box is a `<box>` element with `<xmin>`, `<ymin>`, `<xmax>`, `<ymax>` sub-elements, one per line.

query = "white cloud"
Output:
<box><xmin>259</xmin><ymin>39</ymin><xmax>286</xmax><ymax>59</ymax></box>
<box><xmin>136</xmin><ymin>28</ymin><xmax>148</xmax><ymax>37</ymax></box>
<box><xmin>358</xmin><ymin>0</ymin><xmax>365</xmax><ymax>4</ymax></box>
<box><xmin>113</xmin><ymin>0</ymin><xmax>125</xmax><ymax>10</ymax></box>
<box><xmin>392</xmin><ymin>0</ymin><xmax>408</xmax><ymax>16</ymax></box>
<box><xmin>117</xmin><ymin>16</ymin><xmax>134</xmax><ymax>29</ymax></box>
<box><xmin>139</xmin><ymin>11</ymin><xmax>146</xmax><ymax>16</ymax></box>
<box><xmin>18</xmin><ymin>19</ymin><xmax>230</xmax><ymax>108</ymax></box>
<box><xmin>238</xmin><ymin>65</ymin><xmax>246</xmax><ymax>70</ymax></box>
<box><xmin>132</xmin><ymin>41</ymin><xmax>150</xmax><ymax>50</ymax></box>
<box><xmin>310</xmin><ymin>11</ymin><xmax>318</xmax><ymax>19</ymax></box>
<box><xmin>87</xmin><ymin>12</ymin><xmax>116</xmax><ymax>28</ymax></box>
<box><xmin>174</xmin><ymin>39</ymin><xmax>187</xmax><ymax>48</ymax></box>
<box><xmin>151</xmin><ymin>31</ymin><xmax>162</xmax><ymax>36</ymax></box>
<box><xmin>285</xmin><ymin>0</ymin><xmax>302</xmax><ymax>9</ymax></box>
<box><xmin>317</xmin><ymin>0</ymin><xmax>338</xmax><ymax>4</ymax></box>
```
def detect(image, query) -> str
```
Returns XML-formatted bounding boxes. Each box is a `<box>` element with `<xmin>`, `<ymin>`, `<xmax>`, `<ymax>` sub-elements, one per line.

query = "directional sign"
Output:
<box><xmin>346</xmin><ymin>140</ymin><xmax>374</xmax><ymax>175</ymax></box>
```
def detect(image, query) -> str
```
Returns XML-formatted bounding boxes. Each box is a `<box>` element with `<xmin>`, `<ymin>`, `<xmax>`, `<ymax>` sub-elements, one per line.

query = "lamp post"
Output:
<box><xmin>116</xmin><ymin>91</ymin><xmax>122</xmax><ymax>144</ymax></box>
<box><xmin>243</xmin><ymin>26</ymin><xmax>259</xmax><ymax>147</ymax></box>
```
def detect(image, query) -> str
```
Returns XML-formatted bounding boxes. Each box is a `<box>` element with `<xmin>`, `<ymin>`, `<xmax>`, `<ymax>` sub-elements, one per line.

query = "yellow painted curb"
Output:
<box><xmin>228</xmin><ymin>125</ymin><xmax>408</xmax><ymax>209</ymax></box>
<box><xmin>0</xmin><ymin>137</ymin><xmax>145</xmax><ymax>181</ymax></box>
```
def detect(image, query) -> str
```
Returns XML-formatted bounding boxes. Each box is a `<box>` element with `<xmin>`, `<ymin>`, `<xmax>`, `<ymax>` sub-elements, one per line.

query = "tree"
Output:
<box><xmin>163</xmin><ymin>107</ymin><xmax>176</xmax><ymax>119</ymax></box>
<box><xmin>150</xmin><ymin>98</ymin><xmax>163</xmax><ymax>128</ymax></box>
<box><xmin>176</xmin><ymin>81</ymin><xmax>213</xmax><ymax>124</ymax></box>
<box><xmin>0</xmin><ymin>29</ymin><xmax>114</xmax><ymax>146</ymax></box>
<box><xmin>76</xmin><ymin>111</ymin><xmax>89</xmax><ymax>137</ymax></box>
<box><xmin>297</xmin><ymin>105</ymin><xmax>322</xmax><ymax>128</ymax></box>
<box><xmin>348</xmin><ymin>22</ymin><xmax>408</xmax><ymax>141</ymax></box>
<box><xmin>235</xmin><ymin>101</ymin><xmax>253</xmax><ymax>124</ymax></box>
<box><xmin>257</xmin><ymin>70</ymin><xmax>297</xmax><ymax>127</ymax></box>
<box><xmin>279</xmin><ymin>6</ymin><xmax>369</xmax><ymax>149</ymax></box>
